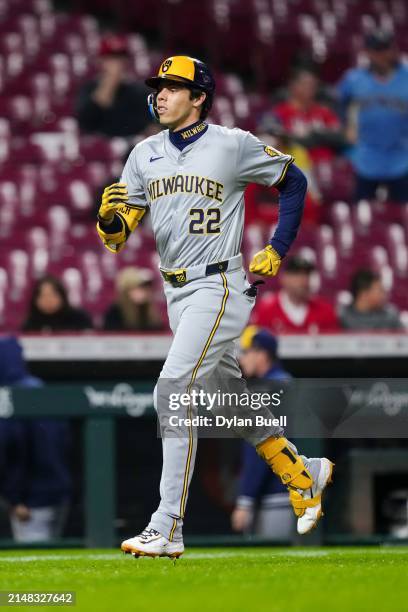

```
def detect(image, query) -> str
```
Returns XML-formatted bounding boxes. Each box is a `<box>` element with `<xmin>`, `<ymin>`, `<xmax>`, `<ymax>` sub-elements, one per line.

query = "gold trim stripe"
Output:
<box><xmin>168</xmin><ymin>272</ymin><xmax>229</xmax><ymax>541</ymax></box>
<box><xmin>273</xmin><ymin>156</ymin><xmax>294</xmax><ymax>187</ymax></box>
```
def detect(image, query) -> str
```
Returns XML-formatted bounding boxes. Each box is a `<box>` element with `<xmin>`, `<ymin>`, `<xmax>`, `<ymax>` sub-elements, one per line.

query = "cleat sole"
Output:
<box><xmin>301</xmin><ymin>509</ymin><xmax>323</xmax><ymax>534</ymax></box>
<box><xmin>166</xmin><ymin>552</ymin><xmax>183</xmax><ymax>559</ymax></box>
<box><xmin>122</xmin><ymin>546</ymin><xmax>183</xmax><ymax>560</ymax></box>
<box><xmin>131</xmin><ymin>550</ymin><xmax>160</xmax><ymax>559</ymax></box>
<box><xmin>298</xmin><ymin>460</ymin><xmax>335</xmax><ymax>535</ymax></box>
<box><xmin>121</xmin><ymin>538</ymin><xmax>184</xmax><ymax>559</ymax></box>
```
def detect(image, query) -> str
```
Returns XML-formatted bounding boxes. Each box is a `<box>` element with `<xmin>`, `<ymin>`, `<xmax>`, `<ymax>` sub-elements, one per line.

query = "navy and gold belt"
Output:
<box><xmin>160</xmin><ymin>260</ymin><xmax>230</xmax><ymax>287</ymax></box>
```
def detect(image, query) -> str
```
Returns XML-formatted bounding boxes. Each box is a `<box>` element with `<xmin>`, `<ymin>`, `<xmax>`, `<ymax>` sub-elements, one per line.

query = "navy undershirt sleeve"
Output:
<box><xmin>269</xmin><ymin>164</ymin><xmax>307</xmax><ymax>258</ymax></box>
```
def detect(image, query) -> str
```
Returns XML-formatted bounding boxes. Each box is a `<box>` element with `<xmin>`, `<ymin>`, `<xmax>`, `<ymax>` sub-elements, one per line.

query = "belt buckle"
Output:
<box><xmin>162</xmin><ymin>268</ymin><xmax>187</xmax><ymax>287</ymax></box>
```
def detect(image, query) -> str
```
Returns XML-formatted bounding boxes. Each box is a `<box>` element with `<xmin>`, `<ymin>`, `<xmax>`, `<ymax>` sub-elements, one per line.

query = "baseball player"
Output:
<box><xmin>96</xmin><ymin>56</ymin><xmax>334</xmax><ymax>559</ymax></box>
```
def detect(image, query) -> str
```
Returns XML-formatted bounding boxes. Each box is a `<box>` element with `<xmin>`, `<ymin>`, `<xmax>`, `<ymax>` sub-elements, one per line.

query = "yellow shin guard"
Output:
<box><xmin>256</xmin><ymin>436</ymin><xmax>313</xmax><ymax>489</ymax></box>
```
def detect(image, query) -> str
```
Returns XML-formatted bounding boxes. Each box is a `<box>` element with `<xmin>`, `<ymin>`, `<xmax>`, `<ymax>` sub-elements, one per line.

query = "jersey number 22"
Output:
<box><xmin>189</xmin><ymin>208</ymin><xmax>221</xmax><ymax>234</ymax></box>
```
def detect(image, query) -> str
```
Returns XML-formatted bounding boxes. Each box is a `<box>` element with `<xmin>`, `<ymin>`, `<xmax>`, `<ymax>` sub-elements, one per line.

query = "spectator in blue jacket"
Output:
<box><xmin>231</xmin><ymin>327</ymin><xmax>294</xmax><ymax>539</ymax></box>
<box><xmin>0</xmin><ymin>336</ymin><xmax>71</xmax><ymax>542</ymax></box>
<box><xmin>338</xmin><ymin>30</ymin><xmax>408</xmax><ymax>202</ymax></box>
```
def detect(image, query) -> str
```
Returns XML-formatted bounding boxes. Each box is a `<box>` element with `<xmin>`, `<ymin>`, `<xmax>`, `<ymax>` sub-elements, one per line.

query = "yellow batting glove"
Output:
<box><xmin>96</xmin><ymin>220</ymin><xmax>127</xmax><ymax>253</ymax></box>
<box><xmin>96</xmin><ymin>183</ymin><xmax>146</xmax><ymax>253</ymax></box>
<box><xmin>98</xmin><ymin>183</ymin><xmax>129</xmax><ymax>222</ymax></box>
<box><xmin>249</xmin><ymin>245</ymin><xmax>282</xmax><ymax>277</ymax></box>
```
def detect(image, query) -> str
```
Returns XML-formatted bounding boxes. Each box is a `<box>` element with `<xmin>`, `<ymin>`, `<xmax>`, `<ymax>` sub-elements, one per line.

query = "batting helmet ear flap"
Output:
<box><xmin>147</xmin><ymin>92</ymin><xmax>160</xmax><ymax>121</ymax></box>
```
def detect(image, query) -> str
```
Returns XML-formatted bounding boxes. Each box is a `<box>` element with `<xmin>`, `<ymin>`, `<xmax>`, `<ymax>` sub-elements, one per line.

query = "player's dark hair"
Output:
<box><xmin>350</xmin><ymin>269</ymin><xmax>380</xmax><ymax>300</ymax></box>
<box><xmin>189</xmin><ymin>88</ymin><xmax>212</xmax><ymax>120</ymax></box>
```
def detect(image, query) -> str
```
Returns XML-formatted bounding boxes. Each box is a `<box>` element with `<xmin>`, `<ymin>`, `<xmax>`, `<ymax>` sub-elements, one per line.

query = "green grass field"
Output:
<box><xmin>0</xmin><ymin>547</ymin><xmax>407</xmax><ymax>611</ymax></box>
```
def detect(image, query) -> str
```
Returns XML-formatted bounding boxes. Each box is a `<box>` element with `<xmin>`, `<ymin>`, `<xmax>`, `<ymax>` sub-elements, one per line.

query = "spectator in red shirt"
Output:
<box><xmin>274</xmin><ymin>68</ymin><xmax>343</xmax><ymax>163</ymax></box>
<box><xmin>252</xmin><ymin>256</ymin><xmax>338</xmax><ymax>334</ymax></box>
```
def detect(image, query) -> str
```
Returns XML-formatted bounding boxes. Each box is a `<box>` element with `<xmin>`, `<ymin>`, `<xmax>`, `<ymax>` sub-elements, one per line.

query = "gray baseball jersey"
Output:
<box><xmin>121</xmin><ymin>124</ymin><xmax>293</xmax><ymax>269</ymax></box>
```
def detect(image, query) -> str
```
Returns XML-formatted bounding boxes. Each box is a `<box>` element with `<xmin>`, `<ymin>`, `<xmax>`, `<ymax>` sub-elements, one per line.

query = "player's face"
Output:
<box><xmin>156</xmin><ymin>81</ymin><xmax>205</xmax><ymax>130</ymax></box>
<box><xmin>281</xmin><ymin>271</ymin><xmax>311</xmax><ymax>302</ymax></box>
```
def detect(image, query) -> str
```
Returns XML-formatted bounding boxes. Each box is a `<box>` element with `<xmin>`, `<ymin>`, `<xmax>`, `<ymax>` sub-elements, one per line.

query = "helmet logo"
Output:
<box><xmin>161</xmin><ymin>59</ymin><xmax>172</xmax><ymax>73</ymax></box>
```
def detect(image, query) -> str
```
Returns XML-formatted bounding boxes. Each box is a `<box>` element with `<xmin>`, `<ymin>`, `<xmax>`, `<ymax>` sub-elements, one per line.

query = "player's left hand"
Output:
<box><xmin>249</xmin><ymin>245</ymin><xmax>282</xmax><ymax>277</ymax></box>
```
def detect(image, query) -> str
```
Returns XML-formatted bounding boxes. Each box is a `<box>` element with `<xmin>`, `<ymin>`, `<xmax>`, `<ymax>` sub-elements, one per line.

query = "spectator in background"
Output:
<box><xmin>103</xmin><ymin>267</ymin><xmax>164</xmax><ymax>331</ymax></box>
<box><xmin>22</xmin><ymin>275</ymin><xmax>93</xmax><ymax>332</ymax></box>
<box><xmin>339</xmin><ymin>269</ymin><xmax>402</xmax><ymax>330</ymax></box>
<box><xmin>231</xmin><ymin>327</ymin><xmax>293</xmax><ymax>539</ymax></box>
<box><xmin>76</xmin><ymin>34</ymin><xmax>152</xmax><ymax>138</ymax></box>
<box><xmin>338</xmin><ymin>30</ymin><xmax>408</xmax><ymax>203</ymax></box>
<box><xmin>252</xmin><ymin>256</ymin><xmax>338</xmax><ymax>334</ymax></box>
<box><xmin>0</xmin><ymin>337</ymin><xmax>71</xmax><ymax>542</ymax></box>
<box><xmin>245</xmin><ymin>114</ymin><xmax>322</xmax><ymax>226</ymax></box>
<box><xmin>274</xmin><ymin>68</ymin><xmax>342</xmax><ymax>163</ymax></box>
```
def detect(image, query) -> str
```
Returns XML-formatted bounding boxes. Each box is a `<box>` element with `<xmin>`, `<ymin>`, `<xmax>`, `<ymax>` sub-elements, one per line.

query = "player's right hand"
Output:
<box><xmin>249</xmin><ymin>245</ymin><xmax>282</xmax><ymax>277</ymax></box>
<box><xmin>98</xmin><ymin>183</ymin><xmax>129</xmax><ymax>223</ymax></box>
